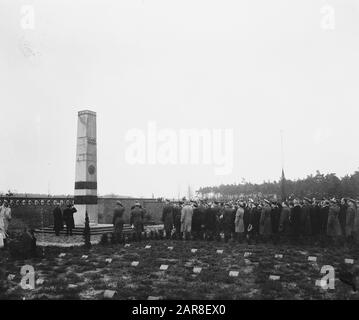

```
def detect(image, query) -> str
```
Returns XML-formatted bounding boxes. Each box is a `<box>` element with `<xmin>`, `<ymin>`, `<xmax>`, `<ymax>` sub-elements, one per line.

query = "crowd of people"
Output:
<box><xmin>113</xmin><ymin>197</ymin><xmax>359</xmax><ymax>246</ymax></box>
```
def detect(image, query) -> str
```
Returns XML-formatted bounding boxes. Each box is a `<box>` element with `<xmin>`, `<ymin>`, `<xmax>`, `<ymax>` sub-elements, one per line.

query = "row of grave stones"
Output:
<box><xmin>9</xmin><ymin>246</ymin><xmax>354</xmax><ymax>299</ymax></box>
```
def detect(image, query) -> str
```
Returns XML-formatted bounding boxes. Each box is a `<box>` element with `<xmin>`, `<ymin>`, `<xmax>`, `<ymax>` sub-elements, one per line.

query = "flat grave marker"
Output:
<box><xmin>345</xmin><ymin>258</ymin><xmax>354</xmax><ymax>264</ymax></box>
<box><xmin>36</xmin><ymin>278</ymin><xmax>44</xmax><ymax>285</ymax></box>
<box><xmin>124</xmin><ymin>244</ymin><xmax>130</xmax><ymax>247</ymax></box>
<box><xmin>168</xmin><ymin>246</ymin><xmax>174</xmax><ymax>250</ymax></box>
<box><xmin>7</xmin><ymin>274</ymin><xmax>15</xmax><ymax>281</ymax></box>
<box><xmin>191</xmin><ymin>249</ymin><xmax>198</xmax><ymax>253</ymax></box>
<box><xmin>131</xmin><ymin>261</ymin><xmax>139</xmax><ymax>267</ymax></box>
<box><xmin>193</xmin><ymin>267</ymin><xmax>202</xmax><ymax>274</ymax></box>
<box><xmin>216</xmin><ymin>250</ymin><xmax>224</xmax><ymax>254</ymax></box>
<box><xmin>104</xmin><ymin>290</ymin><xmax>116</xmax><ymax>299</ymax></box>
<box><xmin>229</xmin><ymin>271</ymin><xmax>239</xmax><ymax>277</ymax></box>
<box><xmin>81</xmin><ymin>255</ymin><xmax>88</xmax><ymax>259</ymax></box>
<box><xmin>105</xmin><ymin>258</ymin><xmax>112</xmax><ymax>264</ymax></box>
<box><xmin>145</xmin><ymin>245</ymin><xmax>151</xmax><ymax>249</ymax></box>
<box><xmin>59</xmin><ymin>253</ymin><xmax>66</xmax><ymax>258</ymax></box>
<box><xmin>269</xmin><ymin>275</ymin><xmax>280</xmax><ymax>281</ymax></box>
<box><xmin>159</xmin><ymin>264</ymin><xmax>169</xmax><ymax>271</ymax></box>
<box><xmin>244</xmin><ymin>252</ymin><xmax>252</xmax><ymax>257</ymax></box>
<box><xmin>275</xmin><ymin>254</ymin><xmax>283</xmax><ymax>259</ymax></box>
<box><xmin>308</xmin><ymin>256</ymin><xmax>317</xmax><ymax>262</ymax></box>
<box><xmin>148</xmin><ymin>296</ymin><xmax>161</xmax><ymax>300</ymax></box>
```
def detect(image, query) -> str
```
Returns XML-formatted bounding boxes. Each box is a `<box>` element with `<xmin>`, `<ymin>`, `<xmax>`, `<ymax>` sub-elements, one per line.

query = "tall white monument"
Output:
<box><xmin>74</xmin><ymin>110</ymin><xmax>98</xmax><ymax>225</ymax></box>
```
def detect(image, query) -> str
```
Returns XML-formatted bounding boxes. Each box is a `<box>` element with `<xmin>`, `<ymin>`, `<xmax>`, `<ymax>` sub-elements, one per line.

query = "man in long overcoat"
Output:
<box><xmin>259</xmin><ymin>200</ymin><xmax>272</xmax><ymax>242</ymax></box>
<box><xmin>172</xmin><ymin>203</ymin><xmax>182</xmax><ymax>239</ymax></box>
<box><xmin>63</xmin><ymin>203</ymin><xmax>77</xmax><ymax>236</ymax></box>
<box><xmin>205</xmin><ymin>203</ymin><xmax>217</xmax><ymax>240</ymax></box>
<box><xmin>234</xmin><ymin>203</ymin><xmax>245</xmax><ymax>242</ymax></box>
<box><xmin>279</xmin><ymin>201</ymin><xmax>291</xmax><ymax>240</ymax></box>
<box><xmin>222</xmin><ymin>203</ymin><xmax>235</xmax><ymax>242</ymax></box>
<box><xmin>181</xmin><ymin>201</ymin><xmax>193</xmax><ymax>240</ymax></box>
<box><xmin>53</xmin><ymin>202</ymin><xmax>63</xmax><ymax>236</ymax></box>
<box><xmin>345</xmin><ymin>199</ymin><xmax>356</xmax><ymax>242</ymax></box>
<box><xmin>162</xmin><ymin>200</ymin><xmax>174</xmax><ymax>239</ymax></box>
<box><xmin>130</xmin><ymin>202</ymin><xmax>144</xmax><ymax>240</ymax></box>
<box><xmin>327</xmin><ymin>199</ymin><xmax>342</xmax><ymax>239</ymax></box>
<box><xmin>113</xmin><ymin>201</ymin><xmax>125</xmax><ymax>242</ymax></box>
<box><xmin>300</xmin><ymin>198</ymin><xmax>312</xmax><ymax>239</ymax></box>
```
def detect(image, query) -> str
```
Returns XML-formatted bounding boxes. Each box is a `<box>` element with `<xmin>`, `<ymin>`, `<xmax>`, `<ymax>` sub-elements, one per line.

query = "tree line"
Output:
<box><xmin>196</xmin><ymin>170</ymin><xmax>359</xmax><ymax>200</ymax></box>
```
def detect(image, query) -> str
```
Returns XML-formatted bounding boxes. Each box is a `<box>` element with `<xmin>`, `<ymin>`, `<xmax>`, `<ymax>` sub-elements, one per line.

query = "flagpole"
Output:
<box><xmin>280</xmin><ymin>129</ymin><xmax>286</xmax><ymax>201</ymax></box>
<box><xmin>280</xmin><ymin>129</ymin><xmax>285</xmax><ymax>172</ymax></box>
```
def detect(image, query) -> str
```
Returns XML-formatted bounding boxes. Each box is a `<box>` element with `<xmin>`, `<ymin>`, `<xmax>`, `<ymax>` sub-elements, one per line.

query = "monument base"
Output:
<box><xmin>74</xmin><ymin>204</ymin><xmax>98</xmax><ymax>225</ymax></box>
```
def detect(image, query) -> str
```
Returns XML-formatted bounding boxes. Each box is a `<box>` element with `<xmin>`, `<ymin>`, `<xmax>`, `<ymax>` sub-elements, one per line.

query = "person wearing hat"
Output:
<box><xmin>172</xmin><ymin>202</ymin><xmax>182</xmax><ymax>239</ymax></box>
<box><xmin>270</xmin><ymin>201</ymin><xmax>281</xmax><ymax>244</ymax></box>
<box><xmin>327</xmin><ymin>198</ymin><xmax>342</xmax><ymax>241</ymax></box>
<box><xmin>0</xmin><ymin>200</ymin><xmax>11</xmax><ymax>248</ymax></box>
<box><xmin>345</xmin><ymin>199</ymin><xmax>356</xmax><ymax>243</ymax></box>
<box><xmin>234</xmin><ymin>202</ymin><xmax>245</xmax><ymax>242</ymax></box>
<box><xmin>130</xmin><ymin>202</ymin><xmax>144</xmax><ymax>241</ymax></box>
<box><xmin>53</xmin><ymin>201</ymin><xmax>63</xmax><ymax>236</ymax></box>
<box><xmin>222</xmin><ymin>203</ymin><xmax>235</xmax><ymax>242</ymax></box>
<box><xmin>63</xmin><ymin>203</ymin><xmax>77</xmax><ymax>236</ymax></box>
<box><xmin>289</xmin><ymin>199</ymin><xmax>301</xmax><ymax>244</ymax></box>
<box><xmin>259</xmin><ymin>200</ymin><xmax>272</xmax><ymax>243</ymax></box>
<box><xmin>339</xmin><ymin>198</ymin><xmax>348</xmax><ymax>237</ymax></box>
<box><xmin>309</xmin><ymin>198</ymin><xmax>321</xmax><ymax>240</ymax></box>
<box><xmin>162</xmin><ymin>200</ymin><xmax>174</xmax><ymax>239</ymax></box>
<box><xmin>181</xmin><ymin>200</ymin><xmax>193</xmax><ymax>240</ymax></box>
<box><xmin>279</xmin><ymin>201</ymin><xmax>291</xmax><ymax>241</ymax></box>
<box><xmin>191</xmin><ymin>201</ymin><xmax>202</xmax><ymax>240</ymax></box>
<box><xmin>204</xmin><ymin>202</ymin><xmax>216</xmax><ymax>241</ymax></box>
<box><xmin>300</xmin><ymin>198</ymin><xmax>312</xmax><ymax>243</ymax></box>
<box><xmin>113</xmin><ymin>201</ymin><xmax>125</xmax><ymax>242</ymax></box>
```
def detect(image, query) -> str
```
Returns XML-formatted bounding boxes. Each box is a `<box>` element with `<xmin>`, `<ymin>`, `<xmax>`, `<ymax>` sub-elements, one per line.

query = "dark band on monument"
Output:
<box><xmin>74</xmin><ymin>181</ymin><xmax>97</xmax><ymax>190</ymax></box>
<box><xmin>74</xmin><ymin>195</ymin><xmax>98</xmax><ymax>204</ymax></box>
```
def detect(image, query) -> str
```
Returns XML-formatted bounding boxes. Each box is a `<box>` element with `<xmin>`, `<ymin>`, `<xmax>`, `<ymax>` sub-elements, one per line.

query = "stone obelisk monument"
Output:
<box><xmin>74</xmin><ymin>110</ymin><xmax>98</xmax><ymax>225</ymax></box>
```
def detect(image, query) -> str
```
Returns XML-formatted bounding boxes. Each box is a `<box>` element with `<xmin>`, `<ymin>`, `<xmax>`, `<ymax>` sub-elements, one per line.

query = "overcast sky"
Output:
<box><xmin>1</xmin><ymin>0</ymin><xmax>359</xmax><ymax>198</ymax></box>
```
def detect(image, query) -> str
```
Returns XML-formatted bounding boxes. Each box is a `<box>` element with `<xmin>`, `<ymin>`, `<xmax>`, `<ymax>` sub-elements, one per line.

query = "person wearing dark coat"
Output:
<box><xmin>191</xmin><ymin>204</ymin><xmax>202</xmax><ymax>240</ymax></box>
<box><xmin>113</xmin><ymin>201</ymin><xmax>125</xmax><ymax>242</ymax></box>
<box><xmin>270</xmin><ymin>202</ymin><xmax>281</xmax><ymax>244</ymax></box>
<box><xmin>300</xmin><ymin>199</ymin><xmax>312</xmax><ymax>239</ymax></box>
<box><xmin>53</xmin><ymin>203</ymin><xmax>63</xmax><ymax>236</ymax></box>
<box><xmin>243</xmin><ymin>204</ymin><xmax>251</xmax><ymax>236</ymax></box>
<box><xmin>319</xmin><ymin>201</ymin><xmax>330</xmax><ymax>237</ymax></box>
<box><xmin>204</xmin><ymin>204</ymin><xmax>217</xmax><ymax>240</ymax></box>
<box><xmin>162</xmin><ymin>200</ymin><xmax>174</xmax><ymax>239</ymax></box>
<box><xmin>339</xmin><ymin>199</ymin><xmax>348</xmax><ymax>237</ymax></box>
<box><xmin>222</xmin><ymin>204</ymin><xmax>235</xmax><ymax>242</ymax></box>
<box><xmin>250</xmin><ymin>204</ymin><xmax>261</xmax><ymax>238</ymax></box>
<box><xmin>130</xmin><ymin>202</ymin><xmax>145</xmax><ymax>240</ymax></box>
<box><xmin>172</xmin><ymin>203</ymin><xmax>182</xmax><ymax>239</ymax></box>
<box><xmin>279</xmin><ymin>202</ymin><xmax>291</xmax><ymax>240</ymax></box>
<box><xmin>310</xmin><ymin>199</ymin><xmax>321</xmax><ymax>237</ymax></box>
<box><xmin>63</xmin><ymin>204</ymin><xmax>77</xmax><ymax>236</ymax></box>
<box><xmin>290</xmin><ymin>200</ymin><xmax>302</xmax><ymax>243</ymax></box>
<box><xmin>270</xmin><ymin>202</ymin><xmax>280</xmax><ymax>235</ymax></box>
<box><xmin>259</xmin><ymin>201</ymin><xmax>272</xmax><ymax>242</ymax></box>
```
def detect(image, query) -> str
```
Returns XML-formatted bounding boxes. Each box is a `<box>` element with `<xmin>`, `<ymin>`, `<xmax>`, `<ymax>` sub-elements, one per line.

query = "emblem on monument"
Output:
<box><xmin>88</xmin><ymin>164</ymin><xmax>96</xmax><ymax>175</ymax></box>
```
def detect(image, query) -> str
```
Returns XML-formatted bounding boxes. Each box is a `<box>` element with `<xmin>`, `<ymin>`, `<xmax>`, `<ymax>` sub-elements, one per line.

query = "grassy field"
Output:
<box><xmin>0</xmin><ymin>240</ymin><xmax>358</xmax><ymax>300</ymax></box>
